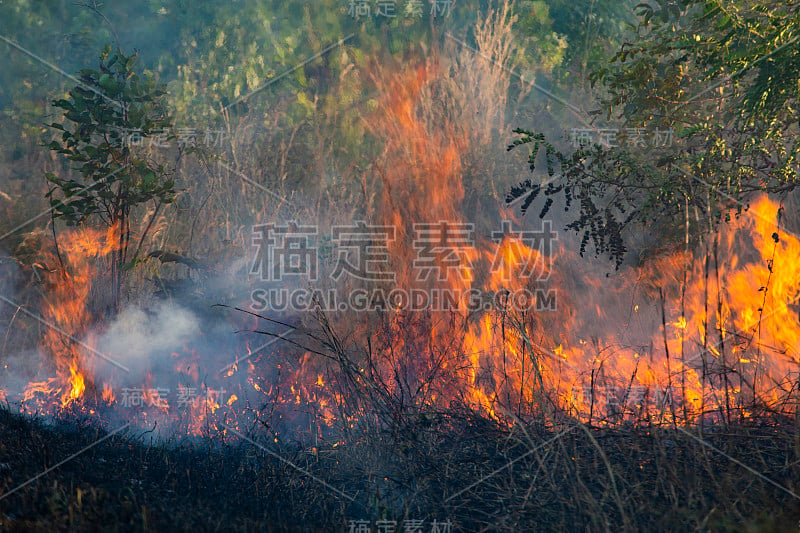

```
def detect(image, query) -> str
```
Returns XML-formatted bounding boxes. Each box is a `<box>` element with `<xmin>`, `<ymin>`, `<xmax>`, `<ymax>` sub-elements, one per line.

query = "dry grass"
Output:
<box><xmin>2</xmin><ymin>3</ymin><xmax>799</xmax><ymax>531</ymax></box>
<box><xmin>1</xmin><ymin>406</ymin><xmax>799</xmax><ymax>532</ymax></box>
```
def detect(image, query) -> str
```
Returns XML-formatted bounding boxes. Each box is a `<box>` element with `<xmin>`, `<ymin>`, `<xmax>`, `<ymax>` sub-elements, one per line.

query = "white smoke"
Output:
<box><xmin>90</xmin><ymin>301</ymin><xmax>201</xmax><ymax>384</ymax></box>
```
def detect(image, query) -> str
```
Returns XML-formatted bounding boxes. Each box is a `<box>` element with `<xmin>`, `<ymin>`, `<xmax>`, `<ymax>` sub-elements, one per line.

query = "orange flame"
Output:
<box><xmin>23</xmin><ymin>223</ymin><xmax>122</xmax><ymax>411</ymax></box>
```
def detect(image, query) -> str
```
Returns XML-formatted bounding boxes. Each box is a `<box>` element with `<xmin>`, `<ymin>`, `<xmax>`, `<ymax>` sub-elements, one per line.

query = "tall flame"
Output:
<box><xmin>7</xmin><ymin>58</ymin><xmax>799</xmax><ymax>437</ymax></box>
<box><xmin>24</xmin><ymin>224</ymin><xmax>120</xmax><ymax>410</ymax></box>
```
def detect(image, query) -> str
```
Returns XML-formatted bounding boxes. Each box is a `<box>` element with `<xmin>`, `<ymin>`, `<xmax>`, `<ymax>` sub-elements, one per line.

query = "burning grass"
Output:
<box><xmin>2</xmin><ymin>9</ymin><xmax>800</xmax><ymax>530</ymax></box>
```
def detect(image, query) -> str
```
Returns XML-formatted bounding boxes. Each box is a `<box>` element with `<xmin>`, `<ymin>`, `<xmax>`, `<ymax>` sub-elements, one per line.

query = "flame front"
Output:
<box><xmin>335</xmin><ymin>59</ymin><xmax>800</xmax><ymax>426</ymax></box>
<box><xmin>4</xmin><ymin>58</ymin><xmax>799</xmax><ymax>437</ymax></box>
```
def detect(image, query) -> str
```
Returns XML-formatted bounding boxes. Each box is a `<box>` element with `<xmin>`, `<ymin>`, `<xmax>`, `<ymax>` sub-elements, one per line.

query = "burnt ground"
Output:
<box><xmin>0</xmin><ymin>408</ymin><xmax>799</xmax><ymax>532</ymax></box>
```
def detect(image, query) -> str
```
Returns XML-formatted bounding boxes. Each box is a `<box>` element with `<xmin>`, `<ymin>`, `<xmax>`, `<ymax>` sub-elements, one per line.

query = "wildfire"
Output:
<box><xmin>101</xmin><ymin>382</ymin><xmax>115</xmax><ymax>403</ymax></box>
<box><xmin>62</xmin><ymin>362</ymin><xmax>85</xmax><ymax>407</ymax></box>
<box><xmin>5</xmin><ymin>57</ymin><xmax>799</xmax><ymax>439</ymax></box>
<box><xmin>352</xmin><ymin>59</ymin><xmax>800</xmax><ymax>426</ymax></box>
<box><xmin>16</xmin><ymin>224</ymin><xmax>122</xmax><ymax>413</ymax></box>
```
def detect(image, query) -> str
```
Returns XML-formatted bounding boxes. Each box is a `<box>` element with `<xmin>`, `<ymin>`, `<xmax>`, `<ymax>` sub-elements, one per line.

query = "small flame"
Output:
<box><xmin>101</xmin><ymin>382</ymin><xmax>115</xmax><ymax>403</ymax></box>
<box><xmin>61</xmin><ymin>363</ymin><xmax>85</xmax><ymax>407</ymax></box>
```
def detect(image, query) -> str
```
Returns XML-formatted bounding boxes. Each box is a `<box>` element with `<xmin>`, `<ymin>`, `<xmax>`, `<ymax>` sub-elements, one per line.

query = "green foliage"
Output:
<box><xmin>509</xmin><ymin>0</ymin><xmax>800</xmax><ymax>266</ymax></box>
<box><xmin>46</xmin><ymin>46</ymin><xmax>177</xmax><ymax>226</ymax></box>
<box><xmin>44</xmin><ymin>45</ymin><xmax>186</xmax><ymax>309</ymax></box>
<box><xmin>0</xmin><ymin>0</ymin><xmax>659</xmax><ymax>266</ymax></box>
<box><xmin>533</xmin><ymin>0</ymin><xmax>637</xmax><ymax>80</ymax></box>
<box><xmin>507</xmin><ymin>129</ymin><xmax>636</xmax><ymax>267</ymax></box>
